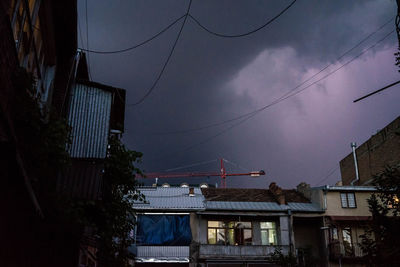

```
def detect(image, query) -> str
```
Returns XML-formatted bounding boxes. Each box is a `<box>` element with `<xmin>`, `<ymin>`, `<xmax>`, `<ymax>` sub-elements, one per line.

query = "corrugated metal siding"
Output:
<box><xmin>136</xmin><ymin>246</ymin><xmax>189</xmax><ymax>262</ymax></box>
<box><xmin>57</xmin><ymin>159</ymin><xmax>104</xmax><ymax>200</ymax></box>
<box><xmin>134</xmin><ymin>187</ymin><xmax>205</xmax><ymax>210</ymax></box>
<box><xmin>68</xmin><ymin>83</ymin><xmax>112</xmax><ymax>158</ymax></box>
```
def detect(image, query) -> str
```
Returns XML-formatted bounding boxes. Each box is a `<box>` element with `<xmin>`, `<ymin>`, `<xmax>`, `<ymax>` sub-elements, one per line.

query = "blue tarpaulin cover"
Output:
<box><xmin>137</xmin><ymin>215</ymin><xmax>192</xmax><ymax>245</ymax></box>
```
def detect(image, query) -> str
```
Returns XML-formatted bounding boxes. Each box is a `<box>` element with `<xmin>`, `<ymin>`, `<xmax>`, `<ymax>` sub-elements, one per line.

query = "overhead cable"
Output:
<box><xmin>164</xmin><ymin>159</ymin><xmax>218</xmax><ymax>172</ymax></box>
<box><xmin>128</xmin><ymin>0</ymin><xmax>193</xmax><ymax>106</ymax></box>
<box><xmin>315</xmin><ymin>165</ymin><xmax>339</xmax><ymax>186</ymax></box>
<box><xmin>147</xmin><ymin>29</ymin><xmax>395</xmax><ymax>162</ymax></box>
<box><xmin>78</xmin><ymin>14</ymin><xmax>186</xmax><ymax>54</ymax></box>
<box><xmin>188</xmin><ymin>0</ymin><xmax>297</xmax><ymax>38</ymax></box>
<box><xmin>151</xmin><ymin>17</ymin><xmax>394</xmax><ymax>135</ymax></box>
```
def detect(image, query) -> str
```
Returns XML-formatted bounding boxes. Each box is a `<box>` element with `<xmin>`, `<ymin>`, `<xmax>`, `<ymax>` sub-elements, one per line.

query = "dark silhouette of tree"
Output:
<box><xmin>360</xmin><ymin>165</ymin><xmax>400</xmax><ymax>266</ymax></box>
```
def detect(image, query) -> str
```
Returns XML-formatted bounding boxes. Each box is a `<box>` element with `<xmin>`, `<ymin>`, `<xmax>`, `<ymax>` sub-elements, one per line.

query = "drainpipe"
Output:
<box><xmin>288</xmin><ymin>209</ymin><xmax>293</xmax><ymax>256</ymax></box>
<box><xmin>350</xmin><ymin>142</ymin><xmax>360</xmax><ymax>185</ymax></box>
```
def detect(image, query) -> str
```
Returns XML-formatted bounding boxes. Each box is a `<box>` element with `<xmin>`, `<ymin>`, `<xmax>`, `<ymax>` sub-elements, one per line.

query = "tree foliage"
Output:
<box><xmin>12</xmin><ymin>68</ymin><xmax>71</xmax><ymax>197</ymax></box>
<box><xmin>72</xmin><ymin>136</ymin><xmax>144</xmax><ymax>266</ymax></box>
<box><xmin>360</xmin><ymin>165</ymin><xmax>400</xmax><ymax>266</ymax></box>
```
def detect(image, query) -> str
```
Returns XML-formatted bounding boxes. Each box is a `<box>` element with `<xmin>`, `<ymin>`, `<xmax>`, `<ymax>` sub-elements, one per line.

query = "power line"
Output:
<box><xmin>128</xmin><ymin>0</ymin><xmax>193</xmax><ymax>106</ymax></box>
<box><xmin>147</xmin><ymin>29</ymin><xmax>395</xmax><ymax>162</ymax></box>
<box><xmin>151</xmin><ymin>17</ymin><xmax>394</xmax><ymax>135</ymax></box>
<box><xmin>353</xmin><ymin>79</ymin><xmax>400</xmax><ymax>102</ymax></box>
<box><xmin>314</xmin><ymin>165</ymin><xmax>340</xmax><ymax>186</ymax></box>
<box><xmin>78</xmin><ymin>14</ymin><xmax>186</xmax><ymax>54</ymax></box>
<box><xmin>164</xmin><ymin>159</ymin><xmax>218</xmax><ymax>172</ymax></box>
<box><xmin>188</xmin><ymin>0</ymin><xmax>297</xmax><ymax>38</ymax></box>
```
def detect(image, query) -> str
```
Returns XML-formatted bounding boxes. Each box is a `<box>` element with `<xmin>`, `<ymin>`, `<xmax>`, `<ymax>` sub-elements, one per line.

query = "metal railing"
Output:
<box><xmin>329</xmin><ymin>242</ymin><xmax>365</xmax><ymax>259</ymax></box>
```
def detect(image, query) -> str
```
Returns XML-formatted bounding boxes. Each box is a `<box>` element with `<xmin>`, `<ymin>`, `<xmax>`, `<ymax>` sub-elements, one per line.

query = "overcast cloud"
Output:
<box><xmin>79</xmin><ymin>0</ymin><xmax>400</xmax><ymax>188</ymax></box>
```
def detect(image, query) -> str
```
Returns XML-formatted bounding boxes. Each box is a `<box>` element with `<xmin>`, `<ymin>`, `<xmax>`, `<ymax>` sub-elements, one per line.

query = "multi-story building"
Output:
<box><xmin>0</xmin><ymin>1</ymin><xmax>79</xmax><ymax>266</ymax></box>
<box><xmin>298</xmin><ymin>184</ymin><xmax>377</xmax><ymax>267</ymax></box>
<box><xmin>340</xmin><ymin>116</ymin><xmax>400</xmax><ymax>185</ymax></box>
<box><xmin>132</xmin><ymin>185</ymin><xmax>205</xmax><ymax>266</ymax></box>
<box><xmin>133</xmin><ymin>183</ymin><xmax>323</xmax><ymax>267</ymax></box>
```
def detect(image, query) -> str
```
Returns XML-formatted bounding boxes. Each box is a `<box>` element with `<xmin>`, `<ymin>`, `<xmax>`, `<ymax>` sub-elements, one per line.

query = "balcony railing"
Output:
<box><xmin>135</xmin><ymin>246</ymin><xmax>189</xmax><ymax>263</ymax></box>
<box><xmin>329</xmin><ymin>242</ymin><xmax>365</xmax><ymax>259</ymax></box>
<box><xmin>199</xmin><ymin>244</ymin><xmax>289</xmax><ymax>260</ymax></box>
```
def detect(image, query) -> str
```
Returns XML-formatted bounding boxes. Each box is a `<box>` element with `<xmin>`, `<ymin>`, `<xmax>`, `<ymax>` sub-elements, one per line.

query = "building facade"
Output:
<box><xmin>299</xmin><ymin>184</ymin><xmax>376</xmax><ymax>267</ymax></box>
<box><xmin>133</xmin><ymin>183</ymin><xmax>323</xmax><ymax>267</ymax></box>
<box><xmin>340</xmin><ymin>116</ymin><xmax>400</xmax><ymax>185</ymax></box>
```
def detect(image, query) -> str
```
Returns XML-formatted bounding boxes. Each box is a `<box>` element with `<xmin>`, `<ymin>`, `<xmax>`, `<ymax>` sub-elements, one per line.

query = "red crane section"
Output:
<box><xmin>138</xmin><ymin>158</ymin><xmax>265</xmax><ymax>188</ymax></box>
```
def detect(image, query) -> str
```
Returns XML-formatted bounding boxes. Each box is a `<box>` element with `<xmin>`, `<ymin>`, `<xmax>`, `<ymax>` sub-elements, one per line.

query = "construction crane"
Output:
<box><xmin>138</xmin><ymin>158</ymin><xmax>265</xmax><ymax>188</ymax></box>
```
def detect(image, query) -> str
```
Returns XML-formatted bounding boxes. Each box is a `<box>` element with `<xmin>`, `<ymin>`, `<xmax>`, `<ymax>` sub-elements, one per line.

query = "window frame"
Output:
<box><xmin>260</xmin><ymin>221</ymin><xmax>278</xmax><ymax>246</ymax></box>
<box><xmin>340</xmin><ymin>192</ymin><xmax>357</xmax><ymax>208</ymax></box>
<box><xmin>207</xmin><ymin>220</ymin><xmax>253</xmax><ymax>246</ymax></box>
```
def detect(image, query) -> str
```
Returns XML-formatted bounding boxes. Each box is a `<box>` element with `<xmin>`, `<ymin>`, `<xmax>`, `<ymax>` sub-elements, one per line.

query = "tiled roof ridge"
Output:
<box><xmin>201</xmin><ymin>185</ymin><xmax>310</xmax><ymax>204</ymax></box>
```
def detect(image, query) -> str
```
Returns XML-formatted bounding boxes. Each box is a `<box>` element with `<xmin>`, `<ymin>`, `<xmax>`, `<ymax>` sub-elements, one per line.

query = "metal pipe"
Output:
<box><xmin>350</xmin><ymin>142</ymin><xmax>360</xmax><ymax>185</ymax></box>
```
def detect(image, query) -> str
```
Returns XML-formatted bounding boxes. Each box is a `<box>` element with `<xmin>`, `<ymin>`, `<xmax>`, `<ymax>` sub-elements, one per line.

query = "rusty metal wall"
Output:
<box><xmin>68</xmin><ymin>82</ymin><xmax>112</xmax><ymax>159</ymax></box>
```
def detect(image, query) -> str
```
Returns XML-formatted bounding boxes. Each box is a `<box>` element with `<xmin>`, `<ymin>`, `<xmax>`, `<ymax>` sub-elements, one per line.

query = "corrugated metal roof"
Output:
<box><xmin>322</xmin><ymin>185</ymin><xmax>377</xmax><ymax>191</ymax></box>
<box><xmin>205</xmin><ymin>201</ymin><xmax>323</xmax><ymax>212</ymax></box>
<box><xmin>205</xmin><ymin>201</ymin><xmax>285</xmax><ymax>211</ymax></box>
<box><xmin>287</xmin><ymin>202</ymin><xmax>322</xmax><ymax>212</ymax></box>
<box><xmin>68</xmin><ymin>83</ymin><xmax>112</xmax><ymax>158</ymax></box>
<box><xmin>134</xmin><ymin>187</ymin><xmax>205</xmax><ymax>210</ymax></box>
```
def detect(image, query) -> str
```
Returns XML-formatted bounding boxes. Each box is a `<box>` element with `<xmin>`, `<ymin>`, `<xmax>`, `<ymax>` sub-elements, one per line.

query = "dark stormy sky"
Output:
<box><xmin>78</xmin><ymin>0</ymin><xmax>400</xmax><ymax>189</ymax></box>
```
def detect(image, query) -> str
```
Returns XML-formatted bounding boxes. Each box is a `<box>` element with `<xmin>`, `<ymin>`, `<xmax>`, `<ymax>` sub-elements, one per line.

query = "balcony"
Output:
<box><xmin>329</xmin><ymin>242</ymin><xmax>365</xmax><ymax>260</ymax></box>
<box><xmin>199</xmin><ymin>244</ymin><xmax>289</xmax><ymax>260</ymax></box>
<box><xmin>135</xmin><ymin>246</ymin><xmax>189</xmax><ymax>263</ymax></box>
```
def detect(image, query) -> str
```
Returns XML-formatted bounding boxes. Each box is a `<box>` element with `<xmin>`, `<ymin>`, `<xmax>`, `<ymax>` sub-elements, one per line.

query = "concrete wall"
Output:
<box><xmin>293</xmin><ymin>218</ymin><xmax>322</xmax><ymax>260</ymax></box>
<box><xmin>340</xmin><ymin>116</ymin><xmax>400</xmax><ymax>185</ymax></box>
<box><xmin>324</xmin><ymin>191</ymin><xmax>372</xmax><ymax>216</ymax></box>
<box><xmin>198</xmin><ymin>244</ymin><xmax>289</xmax><ymax>260</ymax></box>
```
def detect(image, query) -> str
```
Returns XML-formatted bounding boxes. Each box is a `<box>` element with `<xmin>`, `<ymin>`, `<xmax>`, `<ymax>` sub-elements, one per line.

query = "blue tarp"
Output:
<box><xmin>137</xmin><ymin>215</ymin><xmax>192</xmax><ymax>245</ymax></box>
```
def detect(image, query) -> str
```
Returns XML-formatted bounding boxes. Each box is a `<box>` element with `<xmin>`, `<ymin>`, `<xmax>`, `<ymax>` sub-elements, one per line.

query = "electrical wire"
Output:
<box><xmin>128</xmin><ymin>0</ymin><xmax>193</xmax><ymax>106</ymax></box>
<box><xmin>150</xmin><ymin>17</ymin><xmax>394</xmax><ymax>135</ymax></box>
<box><xmin>147</xmin><ymin>29</ymin><xmax>395</xmax><ymax>162</ymax></box>
<box><xmin>314</xmin><ymin>165</ymin><xmax>340</xmax><ymax>186</ymax></box>
<box><xmin>188</xmin><ymin>0</ymin><xmax>297</xmax><ymax>38</ymax></box>
<box><xmin>164</xmin><ymin>159</ymin><xmax>218</xmax><ymax>172</ymax></box>
<box><xmin>78</xmin><ymin>14</ymin><xmax>187</xmax><ymax>54</ymax></box>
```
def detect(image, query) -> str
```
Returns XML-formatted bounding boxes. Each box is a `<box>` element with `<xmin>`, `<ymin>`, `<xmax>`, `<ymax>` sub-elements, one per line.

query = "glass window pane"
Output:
<box><xmin>238</xmin><ymin>222</ymin><xmax>251</xmax><ymax>228</ymax></box>
<box><xmin>227</xmin><ymin>221</ymin><xmax>235</xmax><ymax>228</ymax></box>
<box><xmin>261</xmin><ymin>230</ymin><xmax>268</xmax><ymax>245</ymax></box>
<box><xmin>340</xmin><ymin>193</ymin><xmax>348</xmax><ymax>207</ymax></box>
<box><xmin>269</xmin><ymin>229</ymin><xmax>277</xmax><ymax>245</ymax></box>
<box><xmin>347</xmin><ymin>193</ymin><xmax>356</xmax><ymax>207</ymax></box>
<box><xmin>227</xmin><ymin>228</ymin><xmax>234</xmax><ymax>245</ymax></box>
<box><xmin>217</xmin><ymin>229</ymin><xmax>226</xmax><ymax>245</ymax></box>
<box><xmin>342</xmin><ymin>227</ymin><xmax>352</xmax><ymax>245</ymax></box>
<box><xmin>244</xmin><ymin>229</ymin><xmax>252</xmax><ymax>245</ymax></box>
<box><xmin>208</xmin><ymin>221</ymin><xmax>223</xmax><ymax>227</ymax></box>
<box><xmin>331</xmin><ymin>227</ymin><xmax>338</xmax><ymax>240</ymax></box>
<box><xmin>208</xmin><ymin>229</ymin><xmax>216</xmax><ymax>244</ymax></box>
<box><xmin>260</xmin><ymin>222</ymin><xmax>274</xmax><ymax>229</ymax></box>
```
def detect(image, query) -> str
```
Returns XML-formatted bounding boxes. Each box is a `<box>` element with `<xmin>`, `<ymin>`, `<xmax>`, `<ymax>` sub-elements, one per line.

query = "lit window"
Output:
<box><xmin>207</xmin><ymin>221</ymin><xmax>252</xmax><ymax>245</ymax></box>
<box><xmin>260</xmin><ymin>222</ymin><xmax>277</xmax><ymax>245</ymax></box>
<box><xmin>340</xmin><ymin>192</ymin><xmax>356</xmax><ymax>208</ymax></box>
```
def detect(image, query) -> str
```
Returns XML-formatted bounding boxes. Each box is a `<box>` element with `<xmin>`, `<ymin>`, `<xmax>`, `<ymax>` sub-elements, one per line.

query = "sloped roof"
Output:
<box><xmin>133</xmin><ymin>187</ymin><xmax>205</xmax><ymax>210</ymax></box>
<box><xmin>204</xmin><ymin>201</ymin><xmax>322</xmax><ymax>213</ymax></box>
<box><xmin>201</xmin><ymin>188</ymin><xmax>310</xmax><ymax>203</ymax></box>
